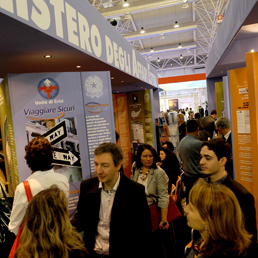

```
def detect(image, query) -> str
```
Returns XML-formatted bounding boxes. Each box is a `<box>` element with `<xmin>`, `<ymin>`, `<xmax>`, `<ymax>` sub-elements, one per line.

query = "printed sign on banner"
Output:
<box><xmin>81</xmin><ymin>72</ymin><xmax>116</xmax><ymax>177</ymax></box>
<box><xmin>7</xmin><ymin>72</ymin><xmax>92</xmax><ymax>216</ymax></box>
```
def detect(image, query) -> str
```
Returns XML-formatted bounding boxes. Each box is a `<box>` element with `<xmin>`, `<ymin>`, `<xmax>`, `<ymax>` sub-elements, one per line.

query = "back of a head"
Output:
<box><xmin>187</xmin><ymin>119</ymin><xmax>199</xmax><ymax>133</ymax></box>
<box><xmin>94</xmin><ymin>142</ymin><xmax>123</xmax><ymax>167</ymax></box>
<box><xmin>194</xmin><ymin>113</ymin><xmax>201</xmax><ymax>120</ymax></box>
<box><xmin>178</xmin><ymin>113</ymin><xmax>185</xmax><ymax>123</ymax></box>
<box><xmin>210</xmin><ymin>109</ymin><xmax>217</xmax><ymax>116</ymax></box>
<box><xmin>25</xmin><ymin>136</ymin><xmax>53</xmax><ymax>172</ymax></box>
<box><xmin>201</xmin><ymin>138</ymin><xmax>231</xmax><ymax>163</ymax></box>
<box><xmin>189</xmin><ymin>179</ymin><xmax>251</xmax><ymax>256</ymax></box>
<box><xmin>17</xmin><ymin>186</ymin><xmax>87</xmax><ymax>258</ymax></box>
<box><xmin>215</xmin><ymin>117</ymin><xmax>231</xmax><ymax>129</ymax></box>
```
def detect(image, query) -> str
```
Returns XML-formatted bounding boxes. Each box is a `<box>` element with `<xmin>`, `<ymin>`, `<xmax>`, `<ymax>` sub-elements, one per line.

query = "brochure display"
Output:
<box><xmin>0</xmin><ymin>71</ymin><xmax>115</xmax><ymax>215</ymax></box>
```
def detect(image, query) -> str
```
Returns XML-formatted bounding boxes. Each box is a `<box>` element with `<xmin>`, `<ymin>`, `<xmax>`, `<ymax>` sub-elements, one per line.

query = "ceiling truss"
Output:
<box><xmin>89</xmin><ymin>0</ymin><xmax>230</xmax><ymax>74</ymax></box>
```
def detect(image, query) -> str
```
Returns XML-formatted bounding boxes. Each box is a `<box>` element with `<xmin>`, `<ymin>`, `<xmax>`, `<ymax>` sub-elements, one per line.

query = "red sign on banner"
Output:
<box><xmin>217</xmin><ymin>14</ymin><xmax>223</xmax><ymax>23</ymax></box>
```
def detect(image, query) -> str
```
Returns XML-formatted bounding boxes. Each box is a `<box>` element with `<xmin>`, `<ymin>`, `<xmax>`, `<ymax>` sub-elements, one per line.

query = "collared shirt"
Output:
<box><xmin>205</xmin><ymin>172</ymin><xmax>228</xmax><ymax>184</ymax></box>
<box><xmin>8</xmin><ymin>169</ymin><xmax>69</xmax><ymax>235</ymax></box>
<box><xmin>224</xmin><ymin>130</ymin><xmax>231</xmax><ymax>141</ymax></box>
<box><xmin>94</xmin><ymin>173</ymin><xmax>121</xmax><ymax>255</ymax></box>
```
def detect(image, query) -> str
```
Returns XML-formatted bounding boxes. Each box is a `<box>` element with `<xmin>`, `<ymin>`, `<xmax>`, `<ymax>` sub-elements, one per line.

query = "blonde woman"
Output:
<box><xmin>15</xmin><ymin>186</ymin><xmax>88</xmax><ymax>258</ymax></box>
<box><xmin>184</xmin><ymin>179</ymin><xmax>252</xmax><ymax>258</ymax></box>
<box><xmin>178</xmin><ymin>113</ymin><xmax>186</xmax><ymax>141</ymax></box>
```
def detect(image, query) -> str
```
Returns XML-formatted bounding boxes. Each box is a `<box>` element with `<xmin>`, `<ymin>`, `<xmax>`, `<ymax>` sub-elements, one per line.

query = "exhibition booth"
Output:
<box><xmin>0</xmin><ymin>1</ymin><xmax>159</xmax><ymax>215</ymax></box>
<box><xmin>205</xmin><ymin>0</ymin><xmax>258</xmax><ymax>233</ymax></box>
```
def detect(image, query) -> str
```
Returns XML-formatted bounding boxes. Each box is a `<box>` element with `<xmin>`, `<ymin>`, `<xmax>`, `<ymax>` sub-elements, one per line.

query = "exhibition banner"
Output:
<box><xmin>144</xmin><ymin>90</ymin><xmax>154</xmax><ymax>146</ymax></box>
<box><xmin>113</xmin><ymin>93</ymin><xmax>132</xmax><ymax>178</ymax></box>
<box><xmin>229</xmin><ymin>67</ymin><xmax>253</xmax><ymax>194</ymax></box>
<box><xmin>81</xmin><ymin>71</ymin><xmax>115</xmax><ymax>177</ymax></box>
<box><xmin>215</xmin><ymin>81</ymin><xmax>224</xmax><ymax>118</ymax></box>
<box><xmin>6</xmin><ymin>71</ymin><xmax>114</xmax><ymax>215</ymax></box>
<box><xmin>0</xmin><ymin>78</ymin><xmax>19</xmax><ymax>196</ymax></box>
<box><xmin>0</xmin><ymin>0</ymin><xmax>157</xmax><ymax>87</ymax></box>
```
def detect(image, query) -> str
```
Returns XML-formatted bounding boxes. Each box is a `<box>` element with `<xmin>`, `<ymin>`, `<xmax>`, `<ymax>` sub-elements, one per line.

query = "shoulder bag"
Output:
<box><xmin>9</xmin><ymin>181</ymin><xmax>33</xmax><ymax>258</ymax></box>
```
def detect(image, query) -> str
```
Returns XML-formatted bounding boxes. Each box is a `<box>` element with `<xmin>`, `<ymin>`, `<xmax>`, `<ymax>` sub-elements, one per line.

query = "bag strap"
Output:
<box><xmin>23</xmin><ymin>181</ymin><xmax>33</xmax><ymax>202</ymax></box>
<box><xmin>0</xmin><ymin>182</ymin><xmax>8</xmax><ymax>199</ymax></box>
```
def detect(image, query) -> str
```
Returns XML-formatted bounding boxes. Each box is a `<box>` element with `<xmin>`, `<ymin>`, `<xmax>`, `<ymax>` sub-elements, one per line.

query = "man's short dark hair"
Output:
<box><xmin>201</xmin><ymin>138</ymin><xmax>231</xmax><ymax>162</ymax></box>
<box><xmin>187</xmin><ymin>119</ymin><xmax>199</xmax><ymax>132</ymax></box>
<box><xmin>211</xmin><ymin>109</ymin><xmax>217</xmax><ymax>115</ymax></box>
<box><xmin>25</xmin><ymin>136</ymin><xmax>53</xmax><ymax>172</ymax></box>
<box><xmin>181</xmin><ymin>111</ymin><xmax>185</xmax><ymax>115</ymax></box>
<box><xmin>94</xmin><ymin>142</ymin><xmax>123</xmax><ymax>167</ymax></box>
<box><xmin>194</xmin><ymin>113</ymin><xmax>201</xmax><ymax>119</ymax></box>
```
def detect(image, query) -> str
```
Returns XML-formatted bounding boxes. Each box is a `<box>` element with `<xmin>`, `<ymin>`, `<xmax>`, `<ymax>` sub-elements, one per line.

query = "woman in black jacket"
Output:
<box><xmin>159</xmin><ymin>147</ymin><xmax>180</xmax><ymax>194</ymax></box>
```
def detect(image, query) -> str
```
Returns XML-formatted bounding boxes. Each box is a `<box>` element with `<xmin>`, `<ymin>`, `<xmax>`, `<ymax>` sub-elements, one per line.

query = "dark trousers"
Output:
<box><xmin>182</xmin><ymin>174</ymin><xmax>199</xmax><ymax>204</ymax></box>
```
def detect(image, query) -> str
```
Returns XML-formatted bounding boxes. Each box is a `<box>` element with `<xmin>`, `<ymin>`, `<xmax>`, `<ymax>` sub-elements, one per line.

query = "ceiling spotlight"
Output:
<box><xmin>140</xmin><ymin>27</ymin><xmax>145</xmax><ymax>33</ymax></box>
<box><xmin>110</xmin><ymin>19</ymin><xmax>117</xmax><ymax>26</ymax></box>
<box><xmin>178</xmin><ymin>43</ymin><xmax>182</xmax><ymax>48</ymax></box>
<box><xmin>123</xmin><ymin>0</ymin><xmax>129</xmax><ymax>7</ymax></box>
<box><xmin>182</xmin><ymin>0</ymin><xmax>189</xmax><ymax>9</ymax></box>
<box><xmin>180</xmin><ymin>54</ymin><xmax>183</xmax><ymax>59</ymax></box>
<box><xmin>160</xmin><ymin>34</ymin><xmax>165</xmax><ymax>39</ymax></box>
<box><xmin>157</xmin><ymin>58</ymin><xmax>161</xmax><ymax>62</ymax></box>
<box><xmin>171</xmin><ymin>63</ymin><xmax>173</xmax><ymax>66</ymax></box>
<box><xmin>76</xmin><ymin>65</ymin><xmax>81</xmax><ymax>68</ymax></box>
<box><xmin>251</xmin><ymin>49</ymin><xmax>255</xmax><ymax>52</ymax></box>
<box><xmin>44</xmin><ymin>55</ymin><xmax>52</xmax><ymax>58</ymax></box>
<box><xmin>174</xmin><ymin>21</ymin><xmax>179</xmax><ymax>28</ymax></box>
<box><xmin>150</xmin><ymin>47</ymin><xmax>154</xmax><ymax>52</ymax></box>
<box><xmin>111</xmin><ymin>77</ymin><xmax>114</xmax><ymax>79</ymax></box>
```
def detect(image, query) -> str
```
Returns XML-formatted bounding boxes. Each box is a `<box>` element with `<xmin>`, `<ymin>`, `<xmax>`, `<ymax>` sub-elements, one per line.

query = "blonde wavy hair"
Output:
<box><xmin>189</xmin><ymin>179</ymin><xmax>252</xmax><ymax>257</ymax></box>
<box><xmin>178</xmin><ymin>113</ymin><xmax>185</xmax><ymax>124</ymax></box>
<box><xmin>15</xmin><ymin>185</ymin><xmax>87</xmax><ymax>258</ymax></box>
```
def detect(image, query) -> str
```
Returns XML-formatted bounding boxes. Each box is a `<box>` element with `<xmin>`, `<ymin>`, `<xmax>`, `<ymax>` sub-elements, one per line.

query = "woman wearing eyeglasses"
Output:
<box><xmin>131</xmin><ymin>144</ymin><xmax>169</xmax><ymax>230</ymax></box>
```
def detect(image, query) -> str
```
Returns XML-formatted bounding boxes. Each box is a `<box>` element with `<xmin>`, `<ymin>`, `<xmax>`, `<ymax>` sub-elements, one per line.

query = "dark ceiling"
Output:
<box><xmin>0</xmin><ymin>12</ymin><xmax>156</xmax><ymax>93</ymax></box>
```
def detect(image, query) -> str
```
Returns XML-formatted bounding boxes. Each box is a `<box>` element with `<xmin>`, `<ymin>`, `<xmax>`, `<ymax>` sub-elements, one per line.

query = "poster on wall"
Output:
<box><xmin>7</xmin><ymin>72</ymin><xmax>92</xmax><ymax>216</ymax></box>
<box><xmin>229</xmin><ymin>67</ymin><xmax>253</xmax><ymax>194</ymax></box>
<box><xmin>144</xmin><ymin>90</ymin><xmax>154</xmax><ymax>146</ymax></box>
<box><xmin>169</xmin><ymin>99</ymin><xmax>178</xmax><ymax>110</ymax></box>
<box><xmin>81</xmin><ymin>72</ymin><xmax>116</xmax><ymax>177</ymax></box>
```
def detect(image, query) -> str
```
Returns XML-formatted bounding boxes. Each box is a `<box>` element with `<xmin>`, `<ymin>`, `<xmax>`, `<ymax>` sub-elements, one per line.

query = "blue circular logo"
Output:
<box><xmin>38</xmin><ymin>78</ymin><xmax>59</xmax><ymax>99</ymax></box>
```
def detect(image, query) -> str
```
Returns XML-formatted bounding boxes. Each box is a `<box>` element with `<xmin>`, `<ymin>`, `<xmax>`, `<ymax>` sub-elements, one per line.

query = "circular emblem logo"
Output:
<box><xmin>84</xmin><ymin>76</ymin><xmax>103</xmax><ymax>99</ymax></box>
<box><xmin>38</xmin><ymin>78</ymin><xmax>59</xmax><ymax>99</ymax></box>
<box><xmin>144</xmin><ymin>92</ymin><xmax>150</xmax><ymax>103</ymax></box>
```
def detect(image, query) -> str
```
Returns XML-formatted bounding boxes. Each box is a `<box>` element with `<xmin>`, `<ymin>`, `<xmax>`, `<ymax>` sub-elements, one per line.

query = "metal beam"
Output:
<box><xmin>99</xmin><ymin>0</ymin><xmax>198</xmax><ymax>18</ymax></box>
<box><xmin>123</xmin><ymin>22</ymin><xmax>197</xmax><ymax>41</ymax></box>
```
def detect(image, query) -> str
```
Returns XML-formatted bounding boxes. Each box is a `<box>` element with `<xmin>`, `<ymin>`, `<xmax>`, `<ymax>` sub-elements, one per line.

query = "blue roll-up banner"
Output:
<box><xmin>7</xmin><ymin>71</ymin><xmax>115</xmax><ymax>216</ymax></box>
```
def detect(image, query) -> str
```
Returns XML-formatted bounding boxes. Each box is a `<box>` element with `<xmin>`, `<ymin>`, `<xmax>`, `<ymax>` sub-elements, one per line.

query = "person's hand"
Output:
<box><xmin>156</xmin><ymin>162</ymin><xmax>162</xmax><ymax>167</ymax></box>
<box><xmin>159</xmin><ymin>220</ymin><xmax>169</xmax><ymax>230</ymax></box>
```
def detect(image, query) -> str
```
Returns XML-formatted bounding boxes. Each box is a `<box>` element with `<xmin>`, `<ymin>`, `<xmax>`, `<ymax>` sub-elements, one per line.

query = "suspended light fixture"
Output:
<box><xmin>140</xmin><ymin>27</ymin><xmax>145</xmax><ymax>33</ymax></box>
<box><xmin>178</xmin><ymin>43</ymin><xmax>182</xmax><ymax>48</ymax></box>
<box><xmin>123</xmin><ymin>0</ymin><xmax>129</xmax><ymax>7</ymax></box>
<box><xmin>157</xmin><ymin>57</ymin><xmax>161</xmax><ymax>62</ymax></box>
<box><xmin>180</xmin><ymin>54</ymin><xmax>183</xmax><ymax>59</ymax></box>
<box><xmin>160</xmin><ymin>34</ymin><xmax>165</xmax><ymax>39</ymax></box>
<box><xmin>110</xmin><ymin>19</ymin><xmax>117</xmax><ymax>26</ymax></box>
<box><xmin>174</xmin><ymin>21</ymin><xmax>179</xmax><ymax>28</ymax></box>
<box><xmin>150</xmin><ymin>47</ymin><xmax>154</xmax><ymax>52</ymax></box>
<box><xmin>182</xmin><ymin>0</ymin><xmax>189</xmax><ymax>9</ymax></box>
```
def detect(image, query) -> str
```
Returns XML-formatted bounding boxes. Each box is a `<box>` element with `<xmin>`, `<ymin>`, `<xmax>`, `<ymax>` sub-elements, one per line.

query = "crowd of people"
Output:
<box><xmin>1</xmin><ymin>109</ymin><xmax>257</xmax><ymax>258</ymax></box>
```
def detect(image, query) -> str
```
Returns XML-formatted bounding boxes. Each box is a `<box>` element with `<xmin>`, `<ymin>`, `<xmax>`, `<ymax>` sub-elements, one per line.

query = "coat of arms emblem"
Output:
<box><xmin>84</xmin><ymin>76</ymin><xmax>103</xmax><ymax>98</ymax></box>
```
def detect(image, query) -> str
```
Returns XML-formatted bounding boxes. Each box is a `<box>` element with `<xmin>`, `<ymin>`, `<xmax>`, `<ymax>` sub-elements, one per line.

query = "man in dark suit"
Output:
<box><xmin>198</xmin><ymin>105</ymin><xmax>204</xmax><ymax>117</ymax></box>
<box><xmin>200</xmin><ymin>139</ymin><xmax>257</xmax><ymax>252</ymax></box>
<box><xmin>201</xmin><ymin>109</ymin><xmax>217</xmax><ymax>139</ymax></box>
<box><xmin>71</xmin><ymin>142</ymin><xmax>152</xmax><ymax>258</ymax></box>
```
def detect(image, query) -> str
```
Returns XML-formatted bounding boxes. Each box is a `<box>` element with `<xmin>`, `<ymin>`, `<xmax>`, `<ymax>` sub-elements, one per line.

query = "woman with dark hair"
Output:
<box><xmin>159</xmin><ymin>147</ymin><xmax>180</xmax><ymax>193</ymax></box>
<box><xmin>15</xmin><ymin>185</ymin><xmax>88</xmax><ymax>258</ymax></box>
<box><xmin>162</xmin><ymin>141</ymin><xmax>174</xmax><ymax>152</ymax></box>
<box><xmin>8</xmin><ymin>137</ymin><xmax>69</xmax><ymax>236</ymax></box>
<box><xmin>184</xmin><ymin>179</ymin><xmax>252</xmax><ymax>258</ymax></box>
<box><xmin>131</xmin><ymin>144</ymin><xmax>169</xmax><ymax>230</ymax></box>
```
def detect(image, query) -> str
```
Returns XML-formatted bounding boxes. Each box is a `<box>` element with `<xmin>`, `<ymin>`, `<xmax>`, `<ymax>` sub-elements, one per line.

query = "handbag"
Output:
<box><xmin>9</xmin><ymin>181</ymin><xmax>33</xmax><ymax>258</ymax></box>
<box><xmin>149</xmin><ymin>195</ymin><xmax>182</xmax><ymax>232</ymax></box>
